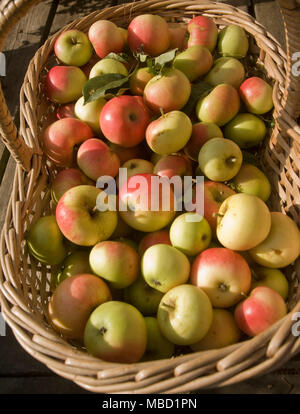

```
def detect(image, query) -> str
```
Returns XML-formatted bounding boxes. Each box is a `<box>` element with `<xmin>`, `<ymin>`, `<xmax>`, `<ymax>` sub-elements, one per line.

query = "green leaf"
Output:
<box><xmin>103</xmin><ymin>52</ymin><xmax>130</xmax><ymax>64</ymax></box>
<box><xmin>82</xmin><ymin>73</ymin><xmax>130</xmax><ymax>104</ymax></box>
<box><xmin>154</xmin><ymin>48</ymin><xmax>178</xmax><ymax>68</ymax></box>
<box><xmin>182</xmin><ymin>81</ymin><xmax>213</xmax><ymax>116</ymax></box>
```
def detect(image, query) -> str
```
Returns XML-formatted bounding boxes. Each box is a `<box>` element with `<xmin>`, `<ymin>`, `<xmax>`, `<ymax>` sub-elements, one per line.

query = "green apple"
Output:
<box><xmin>191</xmin><ymin>309</ymin><xmax>241</xmax><ymax>351</ymax></box>
<box><xmin>75</xmin><ymin>96</ymin><xmax>107</xmax><ymax>134</ymax></box>
<box><xmin>124</xmin><ymin>276</ymin><xmax>164</xmax><ymax>315</ymax></box>
<box><xmin>84</xmin><ymin>301</ymin><xmax>147</xmax><ymax>363</ymax></box>
<box><xmin>231</xmin><ymin>163</ymin><xmax>271</xmax><ymax>202</ymax></box>
<box><xmin>146</xmin><ymin>110</ymin><xmax>192</xmax><ymax>155</ymax></box>
<box><xmin>224</xmin><ymin>113</ymin><xmax>266</xmax><ymax>148</ymax></box>
<box><xmin>217</xmin><ymin>193</ymin><xmax>271</xmax><ymax>251</ymax></box>
<box><xmin>54</xmin><ymin>29</ymin><xmax>93</xmax><ymax>67</ymax></box>
<box><xmin>217</xmin><ymin>25</ymin><xmax>249</xmax><ymax>59</ymax></box>
<box><xmin>27</xmin><ymin>216</ymin><xmax>67</xmax><ymax>265</ymax></box>
<box><xmin>204</xmin><ymin>57</ymin><xmax>245</xmax><ymax>88</ymax></box>
<box><xmin>198</xmin><ymin>137</ymin><xmax>243</xmax><ymax>181</ymax></box>
<box><xmin>249</xmin><ymin>212</ymin><xmax>300</xmax><ymax>268</ymax></box>
<box><xmin>89</xmin><ymin>240</ymin><xmax>139</xmax><ymax>289</ymax></box>
<box><xmin>169</xmin><ymin>212</ymin><xmax>212</xmax><ymax>256</ymax></box>
<box><xmin>56</xmin><ymin>250</ymin><xmax>91</xmax><ymax>286</ymax></box>
<box><xmin>173</xmin><ymin>45</ymin><xmax>213</xmax><ymax>81</ymax></box>
<box><xmin>89</xmin><ymin>58</ymin><xmax>128</xmax><ymax>78</ymax></box>
<box><xmin>251</xmin><ymin>266</ymin><xmax>289</xmax><ymax>300</ymax></box>
<box><xmin>157</xmin><ymin>284</ymin><xmax>213</xmax><ymax>345</ymax></box>
<box><xmin>142</xmin><ymin>317</ymin><xmax>174</xmax><ymax>361</ymax></box>
<box><xmin>141</xmin><ymin>244</ymin><xmax>190</xmax><ymax>293</ymax></box>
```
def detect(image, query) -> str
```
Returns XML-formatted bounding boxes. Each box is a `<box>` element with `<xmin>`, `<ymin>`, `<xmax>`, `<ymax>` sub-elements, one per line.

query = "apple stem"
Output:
<box><xmin>226</xmin><ymin>156</ymin><xmax>237</xmax><ymax>167</ymax></box>
<box><xmin>215</xmin><ymin>213</ymin><xmax>224</xmax><ymax>218</ymax></box>
<box><xmin>99</xmin><ymin>326</ymin><xmax>107</xmax><ymax>335</ymax></box>
<box><xmin>162</xmin><ymin>302</ymin><xmax>175</xmax><ymax>310</ymax></box>
<box><xmin>218</xmin><ymin>282</ymin><xmax>228</xmax><ymax>292</ymax></box>
<box><xmin>159</xmin><ymin>107</ymin><xmax>166</xmax><ymax>118</ymax></box>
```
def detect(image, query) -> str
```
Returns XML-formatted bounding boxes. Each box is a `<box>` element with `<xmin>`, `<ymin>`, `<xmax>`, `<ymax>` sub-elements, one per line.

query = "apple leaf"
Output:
<box><xmin>135</xmin><ymin>48</ymin><xmax>178</xmax><ymax>76</ymax></box>
<box><xmin>154</xmin><ymin>48</ymin><xmax>178</xmax><ymax>69</ymax></box>
<box><xmin>182</xmin><ymin>81</ymin><xmax>213</xmax><ymax>116</ymax></box>
<box><xmin>82</xmin><ymin>73</ymin><xmax>130</xmax><ymax>104</ymax></box>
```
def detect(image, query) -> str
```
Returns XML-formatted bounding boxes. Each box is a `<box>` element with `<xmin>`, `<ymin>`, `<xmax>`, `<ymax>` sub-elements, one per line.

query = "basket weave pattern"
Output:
<box><xmin>0</xmin><ymin>0</ymin><xmax>300</xmax><ymax>393</ymax></box>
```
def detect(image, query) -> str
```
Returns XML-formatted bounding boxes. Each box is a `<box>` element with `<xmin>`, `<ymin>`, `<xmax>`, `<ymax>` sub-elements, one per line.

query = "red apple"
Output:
<box><xmin>190</xmin><ymin>247</ymin><xmax>252</xmax><ymax>308</ymax></box>
<box><xmin>100</xmin><ymin>95</ymin><xmax>150</xmax><ymax>148</ymax></box>
<box><xmin>119</xmin><ymin>173</ymin><xmax>176</xmax><ymax>232</ymax></box>
<box><xmin>184</xmin><ymin>122</ymin><xmax>223</xmax><ymax>161</ymax></box>
<box><xmin>43</xmin><ymin>118</ymin><xmax>94</xmax><ymax>167</ymax></box>
<box><xmin>88</xmin><ymin>20</ymin><xmax>124</xmax><ymax>58</ymax></box>
<box><xmin>138</xmin><ymin>230</ymin><xmax>171</xmax><ymax>256</ymax></box>
<box><xmin>77</xmin><ymin>138</ymin><xmax>120</xmax><ymax>181</ymax></box>
<box><xmin>234</xmin><ymin>286</ymin><xmax>287</xmax><ymax>337</ymax></box>
<box><xmin>44</xmin><ymin>65</ymin><xmax>87</xmax><ymax>104</ymax></box>
<box><xmin>143</xmin><ymin>68</ymin><xmax>191</xmax><ymax>114</ymax></box>
<box><xmin>51</xmin><ymin>168</ymin><xmax>94</xmax><ymax>203</ymax></box>
<box><xmin>168</xmin><ymin>23</ymin><xmax>187</xmax><ymax>50</ymax></box>
<box><xmin>153</xmin><ymin>154</ymin><xmax>193</xmax><ymax>179</ymax></box>
<box><xmin>56</xmin><ymin>103</ymin><xmax>76</xmax><ymax>119</ymax></box>
<box><xmin>128</xmin><ymin>14</ymin><xmax>170</xmax><ymax>56</ymax></box>
<box><xmin>239</xmin><ymin>76</ymin><xmax>274</xmax><ymax>114</ymax></box>
<box><xmin>48</xmin><ymin>273</ymin><xmax>112</xmax><ymax>339</ymax></box>
<box><xmin>187</xmin><ymin>16</ymin><xmax>218</xmax><ymax>52</ymax></box>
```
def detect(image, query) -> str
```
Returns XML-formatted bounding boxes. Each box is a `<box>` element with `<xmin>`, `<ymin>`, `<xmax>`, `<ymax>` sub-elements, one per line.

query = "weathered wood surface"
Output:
<box><xmin>0</xmin><ymin>0</ymin><xmax>299</xmax><ymax>395</ymax></box>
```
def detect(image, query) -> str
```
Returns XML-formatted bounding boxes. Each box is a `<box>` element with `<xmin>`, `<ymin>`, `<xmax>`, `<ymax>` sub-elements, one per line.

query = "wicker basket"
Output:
<box><xmin>0</xmin><ymin>0</ymin><xmax>300</xmax><ymax>394</ymax></box>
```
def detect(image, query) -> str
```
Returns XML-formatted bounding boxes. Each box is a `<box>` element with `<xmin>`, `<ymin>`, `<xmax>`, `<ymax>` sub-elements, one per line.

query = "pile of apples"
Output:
<box><xmin>25</xmin><ymin>14</ymin><xmax>300</xmax><ymax>363</ymax></box>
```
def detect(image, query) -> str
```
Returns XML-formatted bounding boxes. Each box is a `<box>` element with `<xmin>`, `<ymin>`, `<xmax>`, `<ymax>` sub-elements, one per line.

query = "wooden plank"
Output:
<box><xmin>253</xmin><ymin>1</ymin><xmax>285</xmax><ymax>48</ymax></box>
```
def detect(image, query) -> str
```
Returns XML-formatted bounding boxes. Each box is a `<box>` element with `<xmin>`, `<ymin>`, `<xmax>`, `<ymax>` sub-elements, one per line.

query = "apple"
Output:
<box><xmin>146</xmin><ymin>110</ymin><xmax>192</xmax><ymax>155</ymax></box>
<box><xmin>173</xmin><ymin>45</ymin><xmax>213</xmax><ymax>81</ymax></box>
<box><xmin>143</xmin><ymin>68</ymin><xmax>191</xmax><ymax>114</ymax></box>
<box><xmin>51</xmin><ymin>168</ymin><xmax>94</xmax><ymax>204</ymax></box>
<box><xmin>231</xmin><ymin>163</ymin><xmax>271</xmax><ymax>202</ymax></box>
<box><xmin>124</xmin><ymin>276</ymin><xmax>164</xmax><ymax>315</ymax></box>
<box><xmin>204</xmin><ymin>57</ymin><xmax>245</xmax><ymax>88</ymax></box>
<box><xmin>56</xmin><ymin>250</ymin><xmax>92</xmax><ymax>285</ymax></box>
<box><xmin>56</xmin><ymin>185</ymin><xmax>118</xmax><ymax>246</ymax></box>
<box><xmin>249</xmin><ymin>212</ymin><xmax>300</xmax><ymax>268</ymax></box>
<box><xmin>80</xmin><ymin>54</ymin><xmax>100</xmax><ymax>78</ymax></box>
<box><xmin>89</xmin><ymin>240</ymin><xmax>139</xmax><ymax>289</ymax></box>
<box><xmin>184</xmin><ymin>122</ymin><xmax>223</xmax><ymax>161</ymax></box>
<box><xmin>112</xmin><ymin>237</ymin><xmax>138</xmax><ymax>252</ymax></box>
<box><xmin>191</xmin><ymin>309</ymin><xmax>241</xmax><ymax>351</ymax></box>
<box><xmin>127</xmin><ymin>14</ymin><xmax>170</xmax><ymax>56</ymax></box>
<box><xmin>234</xmin><ymin>286</ymin><xmax>287</xmax><ymax>337</ymax></box>
<box><xmin>100</xmin><ymin>95</ymin><xmax>150</xmax><ymax>147</ymax></box>
<box><xmin>224</xmin><ymin>113</ymin><xmax>267</xmax><ymax>148</ymax></box>
<box><xmin>239</xmin><ymin>76</ymin><xmax>274</xmax><ymax>114</ymax></box>
<box><xmin>217</xmin><ymin>25</ymin><xmax>249</xmax><ymax>58</ymax></box>
<box><xmin>54</xmin><ymin>29</ymin><xmax>93</xmax><ymax>66</ymax></box>
<box><xmin>198</xmin><ymin>137</ymin><xmax>243</xmax><ymax>182</ymax></box>
<box><xmin>169</xmin><ymin>212</ymin><xmax>212</xmax><ymax>256</ymax></box>
<box><xmin>191</xmin><ymin>247</ymin><xmax>251</xmax><ymax>308</ymax></box>
<box><xmin>84</xmin><ymin>301</ymin><xmax>147</xmax><ymax>362</ymax></box>
<box><xmin>88</xmin><ymin>20</ymin><xmax>124</xmax><ymax>58</ymax></box>
<box><xmin>196</xmin><ymin>83</ymin><xmax>240</xmax><ymax>126</ymax></box>
<box><xmin>89</xmin><ymin>58</ymin><xmax>128</xmax><ymax>78</ymax></box>
<box><xmin>138</xmin><ymin>230</ymin><xmax>171</xmax><ymax>256</ymax></box>
<box><xmin>153</xmin><ymin>153</ymin><xmax>193</xmax><ymax>179</ymax></box>
<box><xmin>110</xmin><ymin>213</ymin><xmax>133</xmax><ymax>239</ymax></box>
<box><xmin>117</xmin><ymin>158</ymin><xmax>154</xmax><ymax>188</ymax></box>
<box><xmin>108</xmin><ymin>142</ymin><xmax>148</xmax><ymax>165</ymax></box>
<box><xmin>118</xmin><ymin>27</ymin><xmax>128</xmax><ymax>44</ymax></box>
<box><xmin>44</xmin><ymin>65</ymin><xmax>87</xmax><ymax>104</ymax></box>
<box><xmin>119</xmin><ymin>173</ymin><xmax>176</xmax><ymax>232</ymax></box>
<box><xmin>48</xmin><ymin>273</ymin><xmax>111</xmax><ymax>339</ymax></box>
<box><xmin>168</xmin><ymin>23</ymin><xmax>187</xmax><ymax>50</ymax></box>
<box><xmin>192</xmin><ymin>181</ymin><xmax>235</xmax><ymax>237</ymax></box>
<box><xmin>129</xmin><ymin>67</ymin><xmax>154</xmax><ymax>96</ymax></box>
<box><xmin>77</xmin><ymin>138</ymin><xmax>120</xmax><ymax>181</ymax></box>
<box><xmin>141</xmin><ymin>244</ymin><xmax>190</xmax><ymax>293</ymax></box>
<box><xmin>56</xmin><ymin>103</ymin><xmax>76</xmax><ymax>119</ymax></box>
<box><xmin>187</xmin><ymin>16</ymin><xmax>218</xmax><ymax>52</ymax></box>
<box><xmin>43</xmin><ymin>117</ymin><xmax>94</xmax><ymax>167</ymax></box>
<box><xmin>251</xmin><ymin>266</ymin><xmax>289</xmax><ymax>300</ymax></box>
<box><xmin>157</xmin><ymin>284</ymin><xmax>213</xmax><ymax>345</ymax></box>
<box><xmin>217</xmin><ymin>193</ymin><xmax>271</xmax><ymax>251</ymax></box>
<box><xmin>74</xmin><ymin>96</ymin><xmax>107</xmax><ymax>134</ymax></box>
<box><xmin>26</xmin><ymin>216</ymin><xmax>67</xmax><ymax>265</ymax></box>
<box><xmin>143</xmin><ymin>317</ymin><xmax>175</xmax><ymax>361</ymax></box>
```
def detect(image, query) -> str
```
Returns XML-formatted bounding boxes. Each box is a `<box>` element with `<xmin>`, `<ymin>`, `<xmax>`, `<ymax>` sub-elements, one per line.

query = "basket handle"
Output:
<box><xmin>276</xmin><ymin>0</ymin><xmax>300</xmax><ymax>119</ymax></box>
<box><xmin>0</xmin><ymin>0</ymin><xmax>41</xmax><ymax>172</ymax></box>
